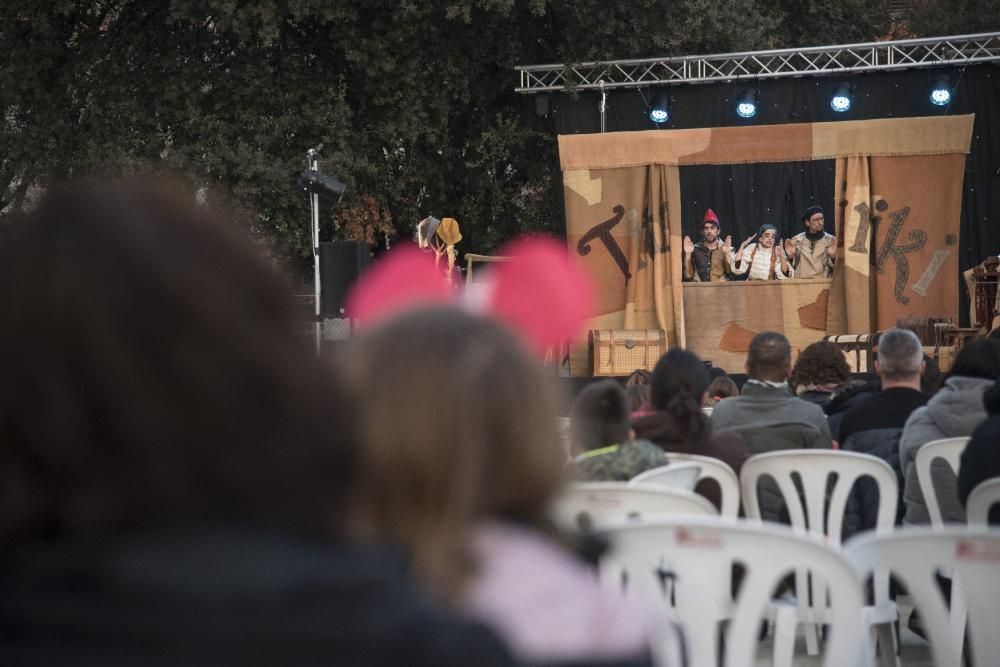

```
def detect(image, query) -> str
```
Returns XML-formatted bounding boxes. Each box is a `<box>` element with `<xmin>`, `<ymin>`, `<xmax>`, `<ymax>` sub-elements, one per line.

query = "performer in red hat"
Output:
<box><xmin>683</xmin><ymin>209</ymin><xmax>735</xmax><ymax>282</ymax></box>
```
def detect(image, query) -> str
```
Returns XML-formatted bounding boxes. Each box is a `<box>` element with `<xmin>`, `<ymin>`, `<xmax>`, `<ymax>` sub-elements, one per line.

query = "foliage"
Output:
<box><xmin>0</xmin><ymin>1</ymin><xmax>990</xmax><ymax>279</ymax></box>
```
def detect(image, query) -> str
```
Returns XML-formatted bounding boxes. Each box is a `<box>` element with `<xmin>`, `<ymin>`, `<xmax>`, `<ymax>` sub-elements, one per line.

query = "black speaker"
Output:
<box><xmin>319</xmin><ymin>241</ymin><xmax>370</xmax><ymax>317</ymax></box>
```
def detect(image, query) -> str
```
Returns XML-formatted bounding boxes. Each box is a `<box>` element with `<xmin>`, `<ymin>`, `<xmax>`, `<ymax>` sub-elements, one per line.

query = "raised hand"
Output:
<box><xmin>683</xmin><ymin>235</ymin><xmax>695</xmax><ymax>255</ymax></box>
<box><xmin>827</xmin><ymin>236</ymin><xmax>837</xmax><ymax>259</ymax></box>
<box><xmin>721</xmin><ymin>235</ymin><xmax>733</xmax><ymax>254</ymax></box>
<box><xmin>738</xmin><ymin>233</ymin><xmax>756</xmax><ymax>251</ymax></box>
<box><xmin>783</xmin><ymin>237</ymin><xmax>796</xmax><ymax>258</ymax></box>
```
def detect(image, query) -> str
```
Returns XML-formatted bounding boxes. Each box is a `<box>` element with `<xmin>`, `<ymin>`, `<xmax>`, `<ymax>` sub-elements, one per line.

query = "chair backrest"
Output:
<box><xmin>967</xmin><ymin>478</ymin><xmax>1000</xmax><ymax>526</ymax></box>
<box><xmin>662</xmin><ymin>453</ymin><xmax>741</xmax><ymax>518</ymax></box>
<box><xmin>741</xmin><ymin>449</ymin><xmax>899</xmax><ymax>613</ymax></box>
<box><xmin>551</xmin><ymin>482</ymin><xmax>716</xmax><ymax>532</ymax></box>
<box><xmin>845</xmin><ymin>527</ymin><xmax>1000</xmax><ymax>667</ymax></box>
<box><xmin>601</xmin><ymin>518</ymin><xmax>867</xmax><ymax>667</ymax></box>
<box><xmin>740</xmin><ymin>449</ymin><xmax>898</xmax><ymax>542</ymax></box>
<box><xmin>915</xmin><ymin>437</ymin><xmax>968</xmax><ymax>527</ymax></box>
<box><xmin>628</xmin><ymin>462</ymin><xmax>701</xmax><ymax>492</ymax></box>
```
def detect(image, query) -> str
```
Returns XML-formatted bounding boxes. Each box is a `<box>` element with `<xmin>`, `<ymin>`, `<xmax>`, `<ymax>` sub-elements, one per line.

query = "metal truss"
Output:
<box><xmin>515</xmin><ymin>32</ymin><xmax>1000</xmax><ymax>93</ymax></box>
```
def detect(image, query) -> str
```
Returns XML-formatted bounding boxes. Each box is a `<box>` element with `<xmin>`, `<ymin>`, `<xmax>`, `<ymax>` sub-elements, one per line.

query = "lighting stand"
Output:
<box><xmin>307</xmin><ymin>148</ymin><xmax>322</xmax><ymax>356</ymax></box>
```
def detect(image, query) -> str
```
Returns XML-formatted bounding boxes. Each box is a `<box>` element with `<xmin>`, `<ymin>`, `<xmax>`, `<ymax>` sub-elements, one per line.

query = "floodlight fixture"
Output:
<box><xmin>930</xmin><ymin>74</ymin><xmax>953</xmax><ymax>106</ymax></box>
<box><xmin>649</xmin><ymin>90</ymin><xmax>670</xmax><ymax>124</ymax></box>
<box><xmin>297</xmin><ymin>169</ymin><xmax>346</xmax><ymax>202</ymax></box>
<box><xmin>736</xmin><ymin>89</ymin><xmax>758</xmax><ymax>118</ymax></box>
<box><xmin>830</xmin><ymin>82</ymin><xmax>853</xmax><ymax>113</ymax></box>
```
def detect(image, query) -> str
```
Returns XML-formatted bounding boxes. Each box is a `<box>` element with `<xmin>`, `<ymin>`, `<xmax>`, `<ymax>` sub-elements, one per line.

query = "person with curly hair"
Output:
<box><xmin>790</xmin><ymin>340</ymin><xmax>852</xmax><ymax>406</ymax></box>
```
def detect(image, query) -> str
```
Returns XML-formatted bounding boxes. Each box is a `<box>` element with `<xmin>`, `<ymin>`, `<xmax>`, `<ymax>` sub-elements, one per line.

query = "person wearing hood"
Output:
<box><xmin>899</xmin><ymin>338</ymin><xmax>1000</xmax><ymax>525</ymax></box>
<box><xmin>632</xmin><ymin>348</ymin><xmax>747</xmax><ymax>511</ymax></box>
<box><xmin>783</xmin><ymin>205</ymin><xmax>836</xmax><ymax>279</ymax></box>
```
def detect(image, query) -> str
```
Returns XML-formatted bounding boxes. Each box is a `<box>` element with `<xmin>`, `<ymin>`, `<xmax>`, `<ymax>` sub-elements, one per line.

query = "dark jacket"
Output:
<box><xmin>841</xmin><ymin>427</ymin><xmax>905</xmax><ymax>537</ymax></box>
<box><xmin>632</xmin><ymin>410</ymin><xmax>748</xmax><ymax>512</ymax></box>
<box><xmin>959</xmin><ymin>415</ymin><xmax>1000</xmax><ymax>525</ymax></box>
<box><xmin>0</xmin><ymin>528</ymin><xmax>518</xmax><ymax>667</ymax></box>
<box><xmin>824</xmin><ymin>381</ymin><xmax>879</xmax><ymax>444</ymax></box>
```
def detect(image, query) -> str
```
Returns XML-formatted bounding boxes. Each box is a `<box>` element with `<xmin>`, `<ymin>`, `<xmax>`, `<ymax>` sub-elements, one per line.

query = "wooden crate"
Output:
<box><xmin>589</xmin><ymin>329</ymin><xmax>668</xmax><ymax>376</ymax></box>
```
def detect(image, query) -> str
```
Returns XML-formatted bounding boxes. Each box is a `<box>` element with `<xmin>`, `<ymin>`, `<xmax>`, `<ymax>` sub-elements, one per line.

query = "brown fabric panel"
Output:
<box><xmin>836</xmin><ymin>156</ymin><xmax>877</xmax><ymax>334</ymax></box>
<box><xmin>869</xmin><ymin>154</ymin><xmax>965</xmax><ymax>328</ymax></box>
<box><xmin>558</xmin><ymin>115</ymin><xmax>974</xmax><ymax>170</ymax></box>
<box><xmin>682</xmin><ymin>280</ymin><xmax>831</xmax><ymax>373</ymax></box>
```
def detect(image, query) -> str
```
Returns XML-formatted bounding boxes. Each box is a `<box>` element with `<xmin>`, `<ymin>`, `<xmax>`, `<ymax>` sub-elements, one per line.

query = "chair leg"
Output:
<box><xmin>804</xmin><ymin>621</ymin><xmax>820</xmax><ymax>655</ymax></box>
<box><xmin>876</xmin><ymin>622</ymin><xmax>900</xmax><ymax>667</ymax></box>
<box><xmin>772</xmin><ymin>608</ymin><xmax>796</xmax><ymax>667</ymax></box>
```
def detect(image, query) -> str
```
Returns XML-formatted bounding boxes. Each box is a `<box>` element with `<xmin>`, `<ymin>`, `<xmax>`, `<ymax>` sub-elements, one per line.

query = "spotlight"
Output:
<box><xmin>297</xmin><ymin>169</ymin><xmax>346</xmax><ymax>202</ymax></box>
<box><xmin>649</xmin><ymin>90</ymin><xmax>670</xmax><ymax>124</ymax></box>
<box><xmin>830</xmin><ymin>82</ymin><xmax>853</xmax><ymax>113</ymax></box>
<box><xmin>930</xmin><ymin>74</ymin><xmax>952</xmax><ymax>106</ymax></box>
<box><xmin>736</xmin><ymin>89</ymin><xmax>758</xmax><ymax>118</ymax></box>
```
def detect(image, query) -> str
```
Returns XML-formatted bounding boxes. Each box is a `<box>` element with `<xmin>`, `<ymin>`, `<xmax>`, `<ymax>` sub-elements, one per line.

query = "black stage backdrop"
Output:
<box><xmin>678</xmin><ymin>160</ymin><xmax>835</xmax><ymax>271</ymax></box>
<box><xmin>545</xmin><ymin>64</ymin><xmax>1000</xmax><ymax>324</ymax></box>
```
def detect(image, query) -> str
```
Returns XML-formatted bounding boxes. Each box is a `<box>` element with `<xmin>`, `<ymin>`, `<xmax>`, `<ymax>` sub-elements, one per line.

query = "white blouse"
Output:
<box><xmin>730</xmin><ymin>244</ymin><xmax>793</xmax><ymax>280</ymax></box>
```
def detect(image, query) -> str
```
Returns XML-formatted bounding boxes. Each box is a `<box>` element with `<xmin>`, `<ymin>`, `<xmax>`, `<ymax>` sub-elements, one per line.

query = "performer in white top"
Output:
<box><xmin>730</xmin><ymin>224</ymin><xmax>793</xmax><ymax>280</ymax></box>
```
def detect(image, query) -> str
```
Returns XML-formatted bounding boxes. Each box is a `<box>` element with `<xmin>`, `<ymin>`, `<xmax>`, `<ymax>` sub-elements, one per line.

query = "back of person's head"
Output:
<box><xmin>625</xmin><ymin>382</ymin><xmax>651</xmax><ymax>413</ymax></box>
<box><xmin>983</xmin><ymin>381</ymin><xmax>1000</xmax><ymax>416</ymax></box>
<box><xmin>339</xmin><ymin>306</ymin><xmax>564</xmax><ymax>599</ymax></box>
<box><xmin>948</xmin><ymin>338</ymin><xmax>1000</xmax><ymax>381</ymax></box>
<box><xmin>705</xmin><ymin>376</ymin><xmax>739</xmax><ymax>406</ymax></box>
<box><xmin>570</xmin><ymin>380</ymin><xmax>630</xmax><ymax>452</ymax></box>
<box><xmin>650</xmin><ymin>348</ymin><xmax>710</xmax><ymax>442</ymax></box>
<box><xmin>746</xmin><ymin>331</ymin><xmax>791</xmax><ymax>382</ymax></box>
<box><xmin>0</xmin><ymin>179</ymin><xmax>347</xmax><ymax>546</ymax></box>
<box><xmin>921</xmin><ymin>354</ymin><xmax>944</xmax><ymax>394</ymax></box>
<box><xmin>875</xmin><ymin>328</ymin><xmax>923</xmax><ymax>381</ymax></box>
<box><xmin>625</xmin><ymin>368</ymin><xmax>650</xmax><ymax>387</ymax></box>
<box><xmin>790</xmin><ymin>340</ymin><xmax>850</xmax><ymax>389</ymax></box>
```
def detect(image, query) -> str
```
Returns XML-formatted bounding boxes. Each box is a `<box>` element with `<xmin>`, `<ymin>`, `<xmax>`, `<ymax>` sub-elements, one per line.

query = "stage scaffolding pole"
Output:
<box><xmin>308</xmin><ymin>148</ymin><xmax>322</xmax><ymax>356</ymax></box>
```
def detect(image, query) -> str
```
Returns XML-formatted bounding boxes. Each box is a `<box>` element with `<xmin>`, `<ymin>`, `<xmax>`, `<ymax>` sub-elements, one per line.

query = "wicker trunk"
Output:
<box><xmin>589</xmin><ymin>329</ymin><xmax>668</xmax><ymax>376</ymax></box>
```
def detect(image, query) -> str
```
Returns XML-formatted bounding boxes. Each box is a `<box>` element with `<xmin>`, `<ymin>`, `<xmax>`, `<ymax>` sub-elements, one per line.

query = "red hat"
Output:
<box><xmin>702</xmin><ymin>209</ymin><xmax>719</xmax><ymax>225</ymax></box>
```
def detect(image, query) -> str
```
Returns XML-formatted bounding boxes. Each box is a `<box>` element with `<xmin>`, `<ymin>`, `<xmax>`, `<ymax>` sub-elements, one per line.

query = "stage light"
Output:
<box><xmin>649</xmin><ymin>90</ymin><xmax>670</xmax><ymax>124</ymax></box>
<box><xmin>930</xmin><ymin>74</ymin><xmax>952</xmax><ymax>106</ymax></box>
<box><xmin>830</xmin><ymin>83</ymin><xmax>853</xmax><ymax>113</ymax></box>
<box><xmin>297</xmin><ymin>169</ymin><xmax>346</xmax><ymax>202</ymax></box>
<box><xmin>736</xmin><ymin>89</ymin><xmax>758</xmax><ymax>118</ymax></box>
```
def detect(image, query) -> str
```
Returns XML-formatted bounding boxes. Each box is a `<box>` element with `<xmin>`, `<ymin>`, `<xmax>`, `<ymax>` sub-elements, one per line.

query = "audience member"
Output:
<box><xmin>0</xmin><ymin>181</ymin><xmax>515</xmax><ymax>666</ymax></box>
<box><xmin>624</xmin><ymin>370</ymin><xmax>653</xmax><ymax>415</ymax></box>
<box><xmin>632</xmin><ymin>349</ymin><xmax>747</xmax><ymax>511</ymax></box>
<box><xmin>789</xmin><ymin>340</ymin><xmax>851</xmax><ymax>406</ymax></box>
<box><xmin>838</xmin><ymin>329</ymin><xmax>927</xmax><ymax>532</ymax></box>
<box><xmin>711</xmin><ymin>331</ymin><xmax>832</xmax><ymax>448</ymax></box>
<box><xmin>340</xmin><ymin>307</ymin><xmax>668</xmax><ymax>666</ymax></box>
<box><xmin>703</xmin><ymin>375</ymin><xmax>739</xmax><ymax>408</ymax></box>
<box><xmin>900</xmin><ymin>338</ymin><xmax>1000</xmax><ymax>525</ymax></box>
<box><xmin>824</xmin><ymin>379</ymin><xmax>879</xmax><ymax>444</ymax></box>
<box><xmin>959</xmin><ymin>382</ymin><xmax>1000</xmax><ymax>524</ymax></box>
<box><xmin>570</xmin><ymin>380</ymin><xmax>668</xmax><ymax>482</ymax></box>
<box><xmin>921</xmin><ymin>353</ymin><xmax>944</xmax><ymax>395</ymax></box>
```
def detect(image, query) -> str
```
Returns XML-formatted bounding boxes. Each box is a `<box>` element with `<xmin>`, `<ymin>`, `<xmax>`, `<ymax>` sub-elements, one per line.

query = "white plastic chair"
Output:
<box><xmin>967</xmin><ymin>477</ymin><xmax>1000</xmax><ymax>526</ymax></box>
<box><xmin>600</xmin><ymin>517</ymin><xmax>868</xmax><ymax>667</ymax></box>
<box><xmin>915</xmin><ymin>436</ymin><xmax>968</xmax><ymax>527</ymax></box>
<box><xmin>845</xmin><ymin>527</ymin><xmax>1000</xmax><ymax>667</ymax></box>
<box><xmin>628</xmin><ymin>462</ymin><xmax>701</xmax><ymax>491</ymax></box>
<box><xmin>740</xmin><ymin>449</ymin><xmax>899</xmax><ymax>667</ymax></box>
<box><xmin>664</xmin><ymin>452</ymin><xmax>741</xmax><ymax>518</ymax></box>
<box><xmin>551</xmin><ymin>482</ymin><xmax>716</xmax><ymax>532</ymax></box>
